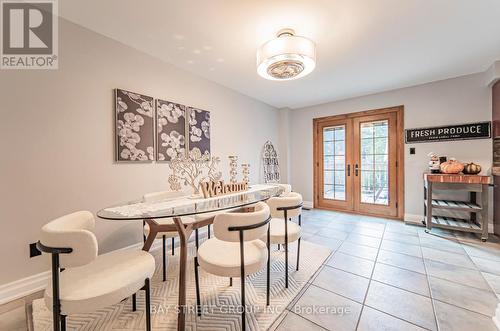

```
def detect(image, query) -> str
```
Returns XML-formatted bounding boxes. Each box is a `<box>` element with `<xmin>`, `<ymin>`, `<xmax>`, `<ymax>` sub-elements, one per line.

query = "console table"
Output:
<box><xmin>424</xmin><ymin>173</ymin><xmax>491</xmax><ymax>241</ymax></box>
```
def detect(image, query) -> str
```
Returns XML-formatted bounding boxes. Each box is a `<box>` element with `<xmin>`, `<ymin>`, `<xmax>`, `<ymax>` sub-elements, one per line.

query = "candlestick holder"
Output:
<box><xmin>228</xmin><ymin>155</ymin><xmax>238</xmax><ymax>183</ymax></box>
<box><xmin>241</xmin><ymin>163</ymin><xmax>250</xmax><ymax>184</ymax></box>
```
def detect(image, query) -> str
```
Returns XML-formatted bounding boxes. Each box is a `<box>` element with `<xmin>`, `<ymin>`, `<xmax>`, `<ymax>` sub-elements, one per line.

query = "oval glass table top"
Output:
<box><xmin>97</xmin><ymin>184</ymin><xmax>284</xmax><ymax>220</ymax></box>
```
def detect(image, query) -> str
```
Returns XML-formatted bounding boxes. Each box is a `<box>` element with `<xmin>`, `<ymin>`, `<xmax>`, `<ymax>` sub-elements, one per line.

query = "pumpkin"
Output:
<box><xmin>463</xmin><ymin>162</ymin><xmax>481</xmax><ymax>175</ymax></box>
<box><xmin>440</xmin><ymin>158</ymin><xmax>464</xmax><ymax>174</ymax></box>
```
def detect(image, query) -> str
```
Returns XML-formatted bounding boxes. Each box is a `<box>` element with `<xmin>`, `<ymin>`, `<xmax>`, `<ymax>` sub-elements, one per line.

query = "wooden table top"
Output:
<box><xmin>424</xmin><ymin>173</ymin><xmax>492</xmax><ymax>184</ymax></box>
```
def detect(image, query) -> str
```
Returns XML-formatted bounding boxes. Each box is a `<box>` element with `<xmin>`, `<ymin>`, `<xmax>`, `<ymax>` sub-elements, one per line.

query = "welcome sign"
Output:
<box><xmin>405</xmin><ymin>122</ymin><xmax>491</xmax><ymax>143</ymax></box>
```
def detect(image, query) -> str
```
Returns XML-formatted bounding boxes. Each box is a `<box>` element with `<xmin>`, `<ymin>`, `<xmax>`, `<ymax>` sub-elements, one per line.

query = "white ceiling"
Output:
<box><xmin>59</xmin><ymin>0</ymin><xmax>500</xmax><ymax>109</ymax></box>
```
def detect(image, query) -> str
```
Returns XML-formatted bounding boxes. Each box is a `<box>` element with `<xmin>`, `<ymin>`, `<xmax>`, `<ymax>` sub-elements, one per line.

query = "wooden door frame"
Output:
<box><xmin>313</xmin><ymin>105</ymin><xmax>405</xmax><ymax>220</ymax></box>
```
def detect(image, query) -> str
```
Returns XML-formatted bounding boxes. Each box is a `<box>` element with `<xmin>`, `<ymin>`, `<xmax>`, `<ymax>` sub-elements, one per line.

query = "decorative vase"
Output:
<box><xmin>241</xmin><ymin>163</ymin><xmax>250</xmax><ymax>184</ymax></box>
<box><xmin>228</xmin><ymin>155</ymin><xmax>238</xmax><ymax>183</ymax></box>
<box><xmin>463</xmin><ymin>162</ymin><xmax>481</xmax><ymax>175</ymax></box>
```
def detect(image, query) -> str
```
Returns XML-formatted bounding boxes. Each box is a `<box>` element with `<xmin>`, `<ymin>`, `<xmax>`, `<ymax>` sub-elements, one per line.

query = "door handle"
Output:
<box><xmin>347</xmin><ymin>164</ymin><xmax>351</xmax><ymax>176</ymax></box>
<box><xmin>355</xmin><ymin>164</ymin><xmax>359</xmax><ymax>176</ymax></box>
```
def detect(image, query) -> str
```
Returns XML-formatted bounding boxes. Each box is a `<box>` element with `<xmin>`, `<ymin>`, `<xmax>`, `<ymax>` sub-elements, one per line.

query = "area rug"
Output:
<box><xmin>32</xmin><ymin>240</ymin><xmax>330</xmax><ymax>331</ymax></box>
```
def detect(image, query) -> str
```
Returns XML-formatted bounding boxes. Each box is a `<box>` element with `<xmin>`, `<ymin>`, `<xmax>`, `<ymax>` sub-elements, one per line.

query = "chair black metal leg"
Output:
<box><xmin>277</xmin><ymin>244</ymin><xmax>280</xmax><ymax>250</ymax></box>
<box><xmin>162</xmin><ymin>235</ymin><xmax>167</xmax><ymax>282</ymax></box>
<box><xmin>61</xmin><ymin>315</ymin><xmax>66</xmax><ymax>331</ymax></box>
<box><xmin>171</xmin><ymin>237</ymin><xmax>175</xmax><ymax>255</ymax></box>
<box><xmin>284</xmin><ymin>210</ymin><xmax>289</xmax><ymax>289</ymax></box>
<box><xmin>296</xmin><ymin>238</ymin><xmax>301</xmax><ymax>271</ymax></box>
<box><xmin>194</xmin><ymin>257</ymin><xmax>201</xmax><ymax>316</ymax></box>
<box><xmin>239</xmin><ymin>231</ymin><xmax>246</xmax><ymax>331</ymax></box>
<box><xmin>132</xmin><ymin>293</ymin><xmax>137</xmax><ymax>311</ymax></box>
<box><xmin>51</xmin><ymin>254</ymin><xmax>61</xmax><ymax>331</ymax></box>
<box><xmin>266</xmin><ymin>224</ymin><xmax>271</xmax><ymax>306</ymax></box>
<box><xmin>195</xmin><ymin>229</ymin><xmax>199</xmax><ymax>250</ymax></box>
<box><xmin>229</xmin><ymin>277</ymin><xmax>233</xmax><ymax>286</ymax></box>
<box><xmin>144</xmin><ymin>279</ymin><xmax>151</xmax><ymax>331</ymax></box>
<box><xmin>208</xmin><ymin>224</ymin><xmax>211</xmax><ymax>239</ymax></box>
<box><xmin>143</xmin><ymin>220</ymin><xmax>146</xmax><ymax>243</ymax></box>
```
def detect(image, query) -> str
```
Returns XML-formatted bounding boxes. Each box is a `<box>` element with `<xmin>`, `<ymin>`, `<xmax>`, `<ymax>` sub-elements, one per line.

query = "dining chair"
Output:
<box><xmin>37</xmin><ymin>211</ymin><xmax>155</xmax><ymax>331</ymax></box>
<box><xmin>194</xmin><ymin>202</ymin><xmax>271</xmax><ymax>330</ymax></box>
<box><xmin>143</xmin><ymin>190</ymin><xmax>195</xmax><ymax>281</ymax></box>
<box><xmin>265</xmin><ymin>192</ymin><xmax>303</xmax><ymax>288</ymax></box>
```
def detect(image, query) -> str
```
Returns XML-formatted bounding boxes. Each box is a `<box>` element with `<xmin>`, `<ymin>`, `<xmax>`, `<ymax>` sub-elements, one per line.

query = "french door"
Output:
<box><xmin>314</xmin><ymin>107</ymin><xmax>403</xmax><ymax>219</ymax></box>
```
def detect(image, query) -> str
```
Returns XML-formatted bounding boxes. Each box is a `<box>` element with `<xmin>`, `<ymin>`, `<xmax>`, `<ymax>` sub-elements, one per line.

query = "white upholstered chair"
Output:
<box><xmin>142</xmin><ymin>190</ymin><xmax>195</xmax><ymax>281</ymax></box>
<box><xmin>37</xmin><ymin>211</ymin><xmax>155</xmax><ymax>331</ymax></box>
<box><xmin>265</xmin><ymin>192</ymin><xmax>303</xmax><ymax>288</ymax></box>
<box><xmin>194</xmin><ymin>202</ymin><xmax>271</xmax><ymax>330</ymax></box>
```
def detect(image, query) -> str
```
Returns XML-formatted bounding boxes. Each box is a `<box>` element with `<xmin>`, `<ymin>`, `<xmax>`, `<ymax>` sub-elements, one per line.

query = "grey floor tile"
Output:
<box><xmin>419</xmin><ymin>236</ymin><xmax>466</xmax><ymax>254</ymax></box>
<box><xmin>382</xmin><ymin>232</ymin><xmax>421</xmax><ymax>245</ymax></box>
<box><xmin>462</xmin><ymin>242</ymin><xmax>500</xmax><ymax>262</ymax></box>
<box><xmin>326</xmin><ymin>252</ymin><xmax>375</xmax><ymax>278</ymax></box>
<box><xmin>372</xmin><ymin>263</ymin><xmax>430</xmax><ymax>296</ymax></box>
<box><xmin>345</xmin><ymin>233</ymin><xmax>381</xmax><ymax>248</ymax></box>
<box><xmin>421</xmin><ymin>246</ymin><xmax>476</xmax><ymax>269</ymax></box>
<box><xmin>377</xmin><ymin>250</ymin><xmax>426</xmax><ymax>274</ymax></box>
<box><xmin>337</xmin><ymin>241</ymin><xmax>379</xmax><ymax>261</ymax></box>
<box><xmin>365</xmin><ymin>281</ymin><xmax>437</xmax><ymax>331</ymax></box>
<box><xmin>0</xmin><ymin>306</ymin><xmax>26</xmax><ymax>331</ymax></box>
<box><xmin>434</xmin><ymin>300</ymin><xmax>498</xmax><ymax>331</ymax></box>
<box><xmin>357</xmin><ymin>306</ymin><xmax>428</xmax><ymax>331</ymax></box>
<box><xmin>482</xmin><ymin>272</ymin><xmax>500</xmax><ymax>295</ymax></box>
<box><xmin>350</xmin><ymin>226</ymin><xmax>384</xmax><ymax>238</ymax></box>
<box><xmin>380</xmin><ymin>239</ymin><xmax>422</xmax><ymax>258</ymax></box>
<box><xmin>384</xmin><ymin>224</ymin><xmax>421</xmax><ymax>236</ymax></box>
<box><xmin>306</xmin><ymin>235</ymin><xmax>343</xmax><ymax>251</ymax></box>
<box><xmin>470</xmin><ymin>255</ymin><xmax>500</xmax><ymax>275</ymax></box>
<box><xmin>424</xmin><ymin>259</ymin><xmax>491</xmax><ymax>290</ymax></box>
<box><xmin>429</xmin><ymin>276</ymin><xmax>498</xmax><ymax>316</ymax></box>
<box><xmin>317</xmin><ymin>227</ymin><xmax>350</xmax><ymax>240</ymax></box>
<box><xmin>312</xmin><ymin>265</ymin><xmax>369</xmax><ymax>303</ymax></box>
<box><xmin>275</xmin><ymin>311</ymin><xmax>327</xmax><ymax>331</ymax></box>
<box><xmin>292</xmin><ymin>285</ymin><xmax>362</xmax><ymax>331</ymax></box>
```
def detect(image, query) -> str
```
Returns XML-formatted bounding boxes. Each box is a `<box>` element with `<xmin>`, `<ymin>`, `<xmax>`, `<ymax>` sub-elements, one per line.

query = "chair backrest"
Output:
<box><xmin>266</xmin><ymin>192</ymin><xmax>303</xmax><ymax>219</ymax></box>
<box><xmin>213</xmin><ymin>202</ymin><xmax>270</xmax><ymax>242</ymax></box>
<box><xmin>143</xmin><ymin>190</ymin><xmax>186</xmax><ymax>202</ymax></box>
<box><xmin>40</xmin><ymin>211</ymin><xmax>98</xmax><ymax>268</ymax></box>
<box><xmin>277</xmin><ymin>184</ymin><xmax>292</xmax><ymax>197</ymax></box>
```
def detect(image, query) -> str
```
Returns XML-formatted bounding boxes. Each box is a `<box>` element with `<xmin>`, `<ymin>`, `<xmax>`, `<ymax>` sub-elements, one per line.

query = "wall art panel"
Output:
<box><xmin>115</xmin><ymin>89</ymin><xmax>154</xmax><ymax>161</ymax></box>
<box><xmin>156</xmin><ymin>99</ymin><xmax>187</xmax><ymax>161</ymax></box>
<box><xmin>188</xmin><ymin>107</ymin><xmax>211</xmax><ymax>154</ymax></box>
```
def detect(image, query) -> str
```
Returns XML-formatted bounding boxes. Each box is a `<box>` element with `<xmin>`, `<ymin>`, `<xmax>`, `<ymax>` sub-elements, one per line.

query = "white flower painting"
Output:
<box><xmin>188</xmin><ymin>107</ymin><xmax>211</xmax><ymax>155</ymax></box>
<box><xmin>115</xmin><ymin>89</ymin><xmax>155</xmax><ymax>162</ymax></box>
<box><xmin>156</xmin><ymin>99</ymin><xmax>187</xmax><ymax>161</ymax></box>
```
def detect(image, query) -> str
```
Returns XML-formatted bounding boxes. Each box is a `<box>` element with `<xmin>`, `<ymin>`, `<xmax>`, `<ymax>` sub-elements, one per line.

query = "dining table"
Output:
<box><xmin>97</xmin><ymin>183</ymin><xmax>284</xmax><ymax>331</ymax></box>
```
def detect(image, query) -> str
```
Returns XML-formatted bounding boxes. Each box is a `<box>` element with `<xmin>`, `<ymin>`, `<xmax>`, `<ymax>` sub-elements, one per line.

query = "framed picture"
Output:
<box><xmin>188</xmin><ymin>107</ymin><xmax>210</xmax><ymax>154</ymax></box>
<box><xmin>156</xmin><ymin>99</ymin><xmax>187</xmax><ymax>161</ymax></box>
<box><xmin>115</xmin><ymin>89</ymin><xmax>155</xmax><ymax>162</ymax></box>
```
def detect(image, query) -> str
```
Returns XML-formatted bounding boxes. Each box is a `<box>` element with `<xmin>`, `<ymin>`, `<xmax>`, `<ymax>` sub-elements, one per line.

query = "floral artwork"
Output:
<box><xmin>115</xmin><ymin>89</ymin><xmax>155</xmax><ymax>161</ymax></box>
<box><xmin>156</xmin><ymin>99</ymin><xmax>186</xmax><ymax>161</ymax></box>
<box><xmin>188</xmin><ymin>107</ymin><xmax>210</xmax><ymax>154</ymax></box>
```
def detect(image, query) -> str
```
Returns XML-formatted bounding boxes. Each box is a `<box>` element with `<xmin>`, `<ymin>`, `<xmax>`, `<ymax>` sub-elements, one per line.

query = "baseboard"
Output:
<box><xmin>404</xmin><ymin>213</ymin><xmax>494</xmax><ymax>233</ymax></box>
<box><xmin>303</xmin><ymin>201</ymin><xmax>313</xmax><ymax>209</ymax></box>
<box><xmin>0</xmin><ymin>240</ymin><xmax>163</xmax><ymax>305</ymax></box>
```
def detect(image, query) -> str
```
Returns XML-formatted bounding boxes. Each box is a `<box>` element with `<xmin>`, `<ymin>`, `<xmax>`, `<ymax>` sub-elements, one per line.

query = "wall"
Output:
<box><xmin>0</xmin><ymin>18</ymin><xmax>279</xmax><ymax>285</ymax></box>
<box><xmin>289</xmin><ymin>72</ymin><xmax>492</xmax><ymax>222</ymax></box>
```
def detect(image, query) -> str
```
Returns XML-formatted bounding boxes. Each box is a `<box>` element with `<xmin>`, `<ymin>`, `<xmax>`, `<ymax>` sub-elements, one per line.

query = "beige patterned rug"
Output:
<box><xmin>32</xmin><ymin>240</ymin><xmax>331</xmax><ymax>331</ymax></box>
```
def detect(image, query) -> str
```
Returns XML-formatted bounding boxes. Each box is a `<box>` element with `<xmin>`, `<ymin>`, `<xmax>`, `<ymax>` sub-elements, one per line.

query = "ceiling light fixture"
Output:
<box><xmin>257</xmin><ymin>28</ymin><xmax>316</xmax><ymax>81</ymax></box>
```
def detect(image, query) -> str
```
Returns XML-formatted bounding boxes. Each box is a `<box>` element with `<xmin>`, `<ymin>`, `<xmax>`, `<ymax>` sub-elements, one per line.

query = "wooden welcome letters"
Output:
<box><xmin>200</xmin><ymin>180</ymin><xmax>249</xmax><ymax>198</ymax></box>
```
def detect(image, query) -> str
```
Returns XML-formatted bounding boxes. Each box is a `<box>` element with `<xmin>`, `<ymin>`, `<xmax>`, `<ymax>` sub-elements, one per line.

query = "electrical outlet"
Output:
<box><xmin>410</xmin><ymin>147</ymin><xmax>415</xmax><ymax>155</ymax></box>
<box><xmin>29</xmin><ymin>242</ymin><xmax>41</xmax><ymax>258</ymax></box>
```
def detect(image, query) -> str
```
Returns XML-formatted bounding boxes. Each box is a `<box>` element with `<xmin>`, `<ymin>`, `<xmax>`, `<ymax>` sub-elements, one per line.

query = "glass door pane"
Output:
<box><xmin>323</xmin><ymin>125</ymin><xmax>346</xmax><ymax>200</ymax></box>
<box><xmin>360</xmin><ymin>120</ymin><xmax>389</xmax><ymax>205</ymax></box>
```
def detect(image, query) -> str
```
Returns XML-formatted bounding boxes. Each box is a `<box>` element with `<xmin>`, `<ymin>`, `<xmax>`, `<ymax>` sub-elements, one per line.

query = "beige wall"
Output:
<box><xmin>289</xmin><ymin>72</ymin><xmax>493</xmax><ymax>221</ymax></box>
<box><xmin>0</xmin><ymin>19</ymin><xmax>279</xmax><ymax>285</ymax></box>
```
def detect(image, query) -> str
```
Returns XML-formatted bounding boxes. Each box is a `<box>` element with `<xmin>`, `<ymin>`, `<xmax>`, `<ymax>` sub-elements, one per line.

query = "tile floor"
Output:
<box><xmin>2</xmin><ymin>209</ymin><xmax>500</xmax><ymax>331</ymax></box>
<box><xmin>270</xmin><ymin>209</ymin><xmax>500</xmax><ymax>331</ymax></box>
